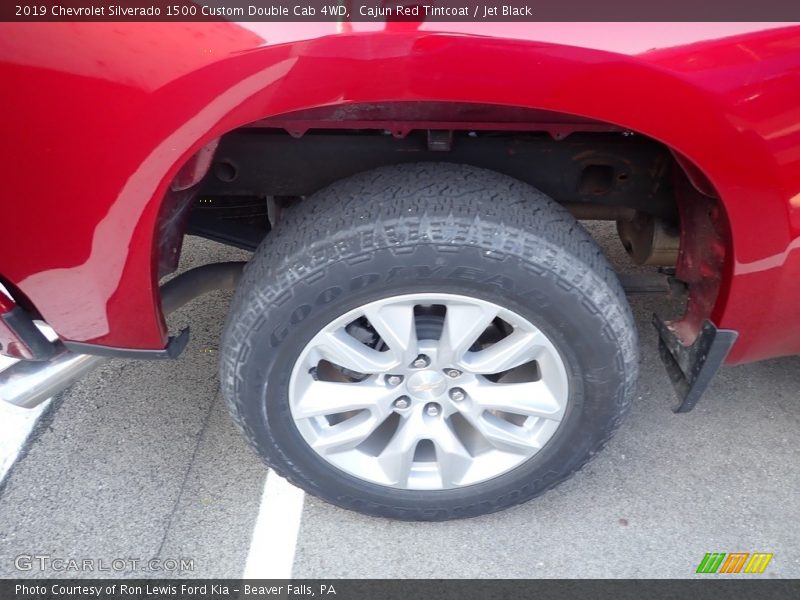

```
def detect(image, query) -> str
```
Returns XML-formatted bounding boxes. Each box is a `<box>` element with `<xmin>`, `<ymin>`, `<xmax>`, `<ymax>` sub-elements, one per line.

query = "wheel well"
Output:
<box><xmin>156</xmin><ymin>102</ymin><xmax>730</xmax><ymax>345</ymax></box>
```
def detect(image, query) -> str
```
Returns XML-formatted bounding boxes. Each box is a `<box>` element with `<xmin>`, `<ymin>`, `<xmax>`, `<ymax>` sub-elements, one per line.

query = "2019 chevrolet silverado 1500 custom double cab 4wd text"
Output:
<box><xmin>1</xmin><ymin>22</ymin><xmax>799</xmax><ymax>520</ymax></box>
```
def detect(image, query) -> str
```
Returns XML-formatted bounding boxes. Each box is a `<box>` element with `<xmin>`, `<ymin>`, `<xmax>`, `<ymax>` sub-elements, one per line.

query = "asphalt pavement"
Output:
<box><xmin>0</xmin><ymin>224</ymin><xmax>798</xmax><ymax>579</ymax></box>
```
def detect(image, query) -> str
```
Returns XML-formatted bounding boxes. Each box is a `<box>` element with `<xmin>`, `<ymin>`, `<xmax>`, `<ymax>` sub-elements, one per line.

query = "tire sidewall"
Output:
<box><xmin>232</xmin><ymin>241</ymin><xmax>627</xmax><ymax>517</ymax></box>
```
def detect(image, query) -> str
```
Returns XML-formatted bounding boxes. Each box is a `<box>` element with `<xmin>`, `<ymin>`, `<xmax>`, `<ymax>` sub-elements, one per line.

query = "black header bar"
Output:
<box><xmin>3</xmin><ymin>0</ymin><xmax>800</xmax><ymax>21</ymax></box>
<box><xmin>2</xmin><ymin>579</ymin><xmax>800</xmax><ymax>600</ymax></box>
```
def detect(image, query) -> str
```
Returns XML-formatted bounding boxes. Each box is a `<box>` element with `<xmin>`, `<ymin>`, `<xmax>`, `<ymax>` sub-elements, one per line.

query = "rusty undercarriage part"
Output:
<box><xmin>200</xmin><ymin>130</ymin><xmax>677</xmax><ymax>221</ymax></box>
<box><xmin>617</xmin><ymin>212</ymin><xmax>680</xmax><ymax>266</ymax></box>
<box><xmin>653</xmin><ymin>159</ymin><xmax>736</xmax><ymax>412</ymax></box>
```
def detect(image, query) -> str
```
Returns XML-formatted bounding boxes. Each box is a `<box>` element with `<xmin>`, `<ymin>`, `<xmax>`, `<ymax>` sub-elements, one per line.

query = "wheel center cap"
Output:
<box><xmin>406</xmin><ymin>370</ymin><xmax>447</xmax><ymax>401</ymax></box>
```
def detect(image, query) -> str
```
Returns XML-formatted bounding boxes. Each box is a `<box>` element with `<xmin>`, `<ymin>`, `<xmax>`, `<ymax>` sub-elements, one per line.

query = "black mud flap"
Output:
<box><xmin>63</xmin><ymin>327</ymin><xmax>190</xmax><ymax>360</ymax></box>
<box><xmin>652</xmin><ymin>316</ymin><xmax>738</xmax><ymax>413</ymax></box>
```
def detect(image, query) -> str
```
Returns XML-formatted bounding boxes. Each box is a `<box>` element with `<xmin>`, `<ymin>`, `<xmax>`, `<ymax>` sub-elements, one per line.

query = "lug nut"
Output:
<box><xmin>446</xmin><ymin>369</ymin><xmax>462</xmax><ymax>378</ymax></box>
<box><xmin>393</xmin><ymin>396</ymin><xmax>411</xmax><ymax>410</ymax></box>
<box><xmin>449</xmin><ymin>388</ymin><xmax>466</xmax><ymax>402</ymax></box>
<box><xmin>425</xmin><ymin>403</ymin><xmax>441</xmax><ymax>417</ymax></box>
<box><xmin>386</xmin><ymin>375</ymin><xmax>403</xmax><ymax>387</ymax></box>
<box><xmin>412</xmin><ymin>355</ymin><xmax>430</xmax><ymax>369</ymax></box>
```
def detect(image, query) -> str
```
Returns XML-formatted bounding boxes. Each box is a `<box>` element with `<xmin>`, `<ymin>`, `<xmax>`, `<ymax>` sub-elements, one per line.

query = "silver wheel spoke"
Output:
<box><xmin>293</xmin><ymin>380</ymin><xmax>394</xmax><ymax>419</ymax></box>
<box><xmin>376</xmin><ymin>415</ymin><xmax>419</xmax><ymax>487</ymax></box>
<box><xmin>363</xmin><ymin>302</ymin><xmax>418</xmax><ymax>365</ymax></box>
<box><xmin>438</xmin><ymin>303</ymin><xmax>498</xmax><ymax>365</ymax></box>
<box><xmin>466</xmin><ymin>380</ymin><xmax>564</xmax><ymax>421</ymax></box>
<box><xmin>317</xmin><ymin>330</ymin><xmax>398</xmax><ymax>373</ymax></box>
<box><xmin>311</xmin><ymin>412</ymin><xmax>386</xmax><ymax>455</ymax></box>
<box><xmin>464</xmin><ymin>412</ymin><xmax>542</xmax><ymax>454</ymax></box>
<box><xmin>461</xmin><ymin>329</ymin><xmax>545</xmax><ymax>374</ymax></box>
<box><xmin>430</xmin><ymin>420</ymin><xmax>473</xmax><ymax>487</ymax></box>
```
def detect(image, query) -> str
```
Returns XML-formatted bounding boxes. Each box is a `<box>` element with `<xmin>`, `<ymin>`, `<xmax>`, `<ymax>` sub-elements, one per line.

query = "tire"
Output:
<box><xmin>220</xmin><ymin>163</ymin><xmax>638</xmax><ymax>521</ymax></box>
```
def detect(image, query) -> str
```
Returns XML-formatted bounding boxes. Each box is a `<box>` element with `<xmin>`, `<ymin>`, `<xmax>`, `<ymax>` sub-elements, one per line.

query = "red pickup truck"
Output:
<box><xmin>1</xmin><ymin>22</ymin><xmax>799</xmax><ymax>520</ymax></box>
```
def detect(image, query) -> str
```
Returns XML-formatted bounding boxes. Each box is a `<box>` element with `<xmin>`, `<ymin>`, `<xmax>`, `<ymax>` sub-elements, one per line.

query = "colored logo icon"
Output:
<box><xmin>696</xmin><ymin>552</ymin><xmax>773</xmax><ymax>574</ymax></box>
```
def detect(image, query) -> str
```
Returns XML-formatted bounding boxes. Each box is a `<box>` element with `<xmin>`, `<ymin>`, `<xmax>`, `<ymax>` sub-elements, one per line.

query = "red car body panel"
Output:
<box><xmin>1</xmin><ymin>22</ymin><xmax>799</xmax><ymax>364</ymax></box>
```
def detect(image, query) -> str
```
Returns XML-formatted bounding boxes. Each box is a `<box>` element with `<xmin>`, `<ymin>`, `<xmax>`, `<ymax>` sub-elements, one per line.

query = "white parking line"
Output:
<box><xmin>0</xmin><ymin>355</ymin><xmax>51</xmax><ymax>485</ymax></box>
<box><xmin>243</xmin><ymin>469</ymin><xmax>305</xmax><ymax>579</ymax></box>
<box><xmin>0</xmin><ymin>303</ymin><xmax>62</xmax><ymax>486</ymax></box>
